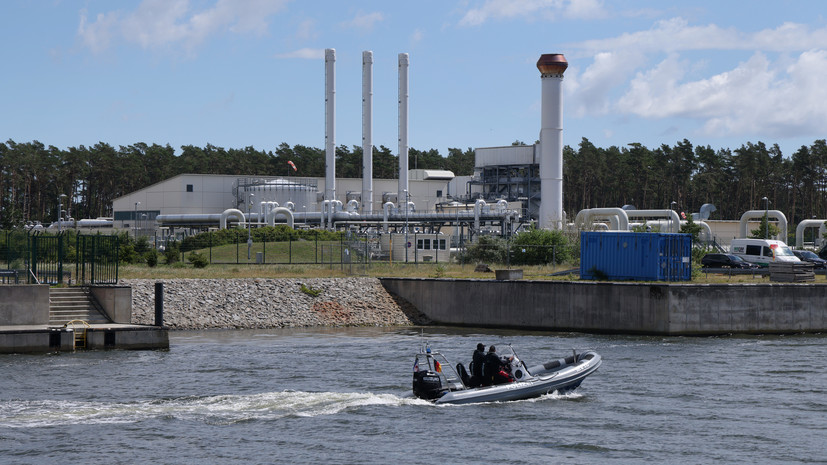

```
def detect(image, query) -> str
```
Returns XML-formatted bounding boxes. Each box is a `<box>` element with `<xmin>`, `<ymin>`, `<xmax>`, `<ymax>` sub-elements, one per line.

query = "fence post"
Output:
<box><xmin>29</xmin><ymin>235</ymin><xmax>36</xmax><ymax>284</ymax></box>
<box><xmin>57</xmin><ymin>234</ymin><xmax>64</xmax><ymax>285</ymax></box>
<box><xmin>90</xmin><ymin>235</ymin><xmax>97</xmax><ymax>284</ymax></box>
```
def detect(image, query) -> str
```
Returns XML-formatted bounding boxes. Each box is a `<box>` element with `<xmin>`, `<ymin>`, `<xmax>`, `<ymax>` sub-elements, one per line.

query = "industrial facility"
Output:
<box><xmin>101</xmin><ymin>50</ymin><xmax>826</xmax><ymax>260</ymax></box>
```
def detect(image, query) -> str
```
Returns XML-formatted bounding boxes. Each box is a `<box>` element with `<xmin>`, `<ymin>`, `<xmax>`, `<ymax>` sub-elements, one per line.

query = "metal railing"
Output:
<box><xmin>0</xmin><ymin>231</ymin><xmax>119</xmax><ymax>286</ymax></box>
<box><xmin>76</xmin><ymin>235</ymin><xmax>120</xmax><ymax>285</ymax></box>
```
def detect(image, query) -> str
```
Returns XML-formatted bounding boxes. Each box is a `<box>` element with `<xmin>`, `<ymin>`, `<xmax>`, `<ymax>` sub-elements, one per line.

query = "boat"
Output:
<box><xmin>412</xmin><ymin>344</ymin><xmax>601</xmax><ymax>404</ymax></box>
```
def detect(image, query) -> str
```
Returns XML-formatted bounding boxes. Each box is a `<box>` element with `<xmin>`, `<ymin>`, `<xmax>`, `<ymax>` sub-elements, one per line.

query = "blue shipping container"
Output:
<box><xmin>580</xmin><ymin>231</ymin><xmax>692</xmax><ymax>281</ymax></box>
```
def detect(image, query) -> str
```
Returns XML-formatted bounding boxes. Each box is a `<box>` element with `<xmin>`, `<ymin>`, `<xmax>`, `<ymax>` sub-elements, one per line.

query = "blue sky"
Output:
<box><xmin>3</xmin><ymin>0</ymin><xmax>827</xmax><ymax>160</ymax></box>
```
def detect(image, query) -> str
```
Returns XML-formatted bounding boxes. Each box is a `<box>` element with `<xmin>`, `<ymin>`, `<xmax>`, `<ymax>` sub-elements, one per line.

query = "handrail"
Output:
<box><xmin>28</xmin><ymin>268</ymin><xmax>40</xmax><ymax>285</ymax></box>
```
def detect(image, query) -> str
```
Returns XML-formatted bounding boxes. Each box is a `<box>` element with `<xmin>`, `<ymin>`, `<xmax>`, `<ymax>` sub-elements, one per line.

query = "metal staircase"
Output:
<box><xmin>49</xmin><ymin>287</ymin><xmax>111</xmax><ymax>326</ymax></box>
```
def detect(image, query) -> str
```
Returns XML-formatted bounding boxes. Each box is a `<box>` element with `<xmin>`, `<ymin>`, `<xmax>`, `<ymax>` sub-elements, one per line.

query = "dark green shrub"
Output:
<box><xmin>461</xmin><ymin>236</ymin><xmax>507</xmax><ymax>264</ymax></box>
<box><xmin>164</xmin><ymin>242</ymin><xmax>181</xmax><ymax>264</ymax></box>
<box><xmin>510</xmin><ymin>227</ymin><xmax>572</xmax><ymax>265</ymax></box>
<box><xmin>145</xmin><ymin>249</ymin><xmax>158</xmax><ymax>267</ymax></box>
<box><xmin>187</xmin><ymin>251</ymin><xmax>209</xmax><ymax>268</ymax></box>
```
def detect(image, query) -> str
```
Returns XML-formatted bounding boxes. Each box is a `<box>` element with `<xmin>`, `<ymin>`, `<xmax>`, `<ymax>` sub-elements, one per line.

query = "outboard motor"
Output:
<box><xmin>412</xmin><ymin>352</ymin><xmax>447</xmax><ymax>400</ymax></box>
<box><xmin>412</xmin><ymin>369</ymin><xmax>445</xmax><ymax>400</ymax></box>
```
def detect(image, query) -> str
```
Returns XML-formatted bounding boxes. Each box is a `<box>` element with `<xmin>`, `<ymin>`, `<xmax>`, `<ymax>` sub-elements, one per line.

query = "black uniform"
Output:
<box><xmin>483</xmin><ymin>346</ymin><xmax>506</xmax><ymax>385</ymax></box>
<box><xmin>471</xmin><ymin>347</ymin><xmax>486</xmax><ymax>378</ymax></box>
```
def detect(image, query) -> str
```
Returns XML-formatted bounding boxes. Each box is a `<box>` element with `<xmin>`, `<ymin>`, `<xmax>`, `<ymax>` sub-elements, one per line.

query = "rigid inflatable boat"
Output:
<box><xmin>412</xmin><ymin>345</ymin><xmax>601</xmax><ymax>404</ymax></box>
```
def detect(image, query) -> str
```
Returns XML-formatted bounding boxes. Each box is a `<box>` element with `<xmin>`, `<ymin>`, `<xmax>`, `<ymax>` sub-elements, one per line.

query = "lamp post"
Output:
<box><xmin>762</xmin><ymin>196</ymin><xmax>769</xmax><ymax>239</ymax></box>
<box><xmin>134</xmin><ymin>202</ymin><xmax>140</xmax><ymax>238</ymax></box>
<box><xmin>403</xmin><ymin>189</ymin><xmax>409</xmax><ymax>263</ymax></box>
<box><xmin>247</xmin><ymin>193</ymin><xmax>254</xmax><ymax>260</ymax></box>
<box><xmin>58</xmin><ymin>194</ymin><xmax>67</xmax><ymax>233</ymax></box>
<box><xmin>248</xmin><ymin>193</ymin><xmax>254</xmax><ymax>238</ymax></box>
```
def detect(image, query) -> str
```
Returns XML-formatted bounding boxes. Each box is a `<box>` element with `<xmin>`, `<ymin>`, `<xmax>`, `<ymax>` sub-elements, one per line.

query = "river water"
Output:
<box><xmin>0</xmin><ymin>327</ymin><xmax>824</xmax><ymax>464</ymax></box>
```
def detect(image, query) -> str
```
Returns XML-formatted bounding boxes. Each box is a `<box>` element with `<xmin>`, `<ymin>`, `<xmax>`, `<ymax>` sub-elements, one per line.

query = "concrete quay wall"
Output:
<box><xmin>0</xmin><ymin>285</ymin><xmax>49</xmax><ymax>325</ymax></box>
<box><xmin>379</xmin><ymin>278</ymin><xmax>827</xmax><ymax>335</ymax></box>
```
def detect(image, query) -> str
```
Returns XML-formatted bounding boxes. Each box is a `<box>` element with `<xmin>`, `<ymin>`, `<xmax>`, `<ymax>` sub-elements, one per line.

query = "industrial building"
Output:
<box><xmin>106</xmin><ymin>48</ymin><xmax>825</xmax><ymax>258</ymax></box>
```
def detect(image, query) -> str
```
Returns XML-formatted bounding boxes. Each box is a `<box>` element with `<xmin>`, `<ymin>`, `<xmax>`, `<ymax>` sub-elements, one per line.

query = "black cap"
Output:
<box><xmin>477</xmin><ymin>343</ymin><xmax>485</xmax><ymax>351</ymax></box>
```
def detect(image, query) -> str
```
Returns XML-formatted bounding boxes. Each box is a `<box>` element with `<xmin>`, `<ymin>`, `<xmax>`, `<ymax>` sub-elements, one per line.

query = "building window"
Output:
<box><xmin>186</xmin><ymin>184</ymin><xmax>194</xmax><ymax>192</ymax></box>
<box><xmin>436</xmin><ymin>190</ymin><xmax>442</xmax><ymax>198</ymax></box>
<box><xmin>417</xmin><ymin>239</ymin><xmax>431</xmax><ymax>250</ymax></box>
<box><xmin>437</xmin><ymin>239</ymin><xmax>447</xmax><ymax>250</ymax></box>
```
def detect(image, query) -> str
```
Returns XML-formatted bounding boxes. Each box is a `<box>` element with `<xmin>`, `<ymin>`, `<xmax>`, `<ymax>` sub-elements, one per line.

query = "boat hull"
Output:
<box><xmin>434</xmin><ymin>351</ymin><xmax>601</xmax><ymax>405</ymax></box>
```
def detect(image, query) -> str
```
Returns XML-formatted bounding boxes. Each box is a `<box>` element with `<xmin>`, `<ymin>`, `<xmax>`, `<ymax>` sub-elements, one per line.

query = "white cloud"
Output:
<box><xmin>566</xmin><ymin>50</ymin><xmax>648</xmax><ymax>116</ymax></box>
<box><xmin>566</xmin><ymin>18</ymin><xmax>827</xmax><ymax>141</ymax></box>
<box><xmin>576</xmin><ymin>17</ymin><xmax>827</xmax><ymax>54</ymax></box>
<box><xmin>77</xmin><ymin>9</ymin><xmax>119</xmax><ymax>54</ymax></box>
<box><xmin>295</xmin><ymin>19</ymin><xmax>317</xmax><ymax>41</ymax></box>
<box><xmin>613</xmin><ymin>49</ymin><xmax>827</xmax><ymax>138</ymax></box>
<box><xmin>459</xmin><ymin>0</ymin><xmax>606</xmax><ymax>26</ymax></box>
<box><xmin>275</xmin><ymin>48</ymin><xmax>325</xmax><ymax>59</ymax></box>
<box><xmin>341</xmin><ymin>11</ymin><xmax>385</xmax><ymax>31</ymax></box>
<box><xmin>78</xmin><ymin>0</ymin><xmax>290</xmax><ymax>54</ymax></box>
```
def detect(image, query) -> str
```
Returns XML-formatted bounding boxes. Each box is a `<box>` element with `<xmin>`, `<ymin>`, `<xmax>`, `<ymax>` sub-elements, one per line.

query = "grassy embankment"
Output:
<box><xmin>118</xmin><ymin>240</ymin><xmax>827</xmax><ymax>283</ymax></box>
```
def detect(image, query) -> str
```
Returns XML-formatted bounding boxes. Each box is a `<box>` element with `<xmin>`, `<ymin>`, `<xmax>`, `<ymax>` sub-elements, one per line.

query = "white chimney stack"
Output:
<box><xmin>325</xmin><ymin>48</ymin><xmax>336</xmax><ymax>212</ymax></box>
<box><xmin>398</xmin><ymin>53</ymin><xmax>409</xmax><ymax>204</ymax></box>
<box><xmin>362</xmin><ymin>51</ymin><xmax>374</xmax><ymax>213</ymax></box>
<box><xmin>537</xmin><ymin>53</ymin><xmax>568</xmax><ymax>230</ymax></box>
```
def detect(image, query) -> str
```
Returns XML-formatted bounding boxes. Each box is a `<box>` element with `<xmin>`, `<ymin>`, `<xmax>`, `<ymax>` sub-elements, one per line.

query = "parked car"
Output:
<box><xmin>701</xmin><ymin>253</ymin><xmax>760</xmax><ymax>269</ymax></box>
<box><xmin>792</xmin><ymin>250</ymin><xmax>827</xmax><ymax>269</ymax></box>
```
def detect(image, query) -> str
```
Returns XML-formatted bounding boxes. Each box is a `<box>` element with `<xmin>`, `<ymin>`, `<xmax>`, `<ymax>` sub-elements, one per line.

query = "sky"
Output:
<box><xmin>3</xmin><ymin>0</ymin><xmax>827</xmax><ymax>160</ymax></box>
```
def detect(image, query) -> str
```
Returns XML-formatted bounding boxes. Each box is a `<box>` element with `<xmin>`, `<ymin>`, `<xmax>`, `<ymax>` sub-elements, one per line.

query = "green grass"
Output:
<box><xmin>117</xmin><ymin>259</ymin><xmax>827</xmax><ymax>284</ymax></box>
<box><xmin>183</xmin><ymin>238</ymin><xmax>331</xmax><ymax>264</ymax></box>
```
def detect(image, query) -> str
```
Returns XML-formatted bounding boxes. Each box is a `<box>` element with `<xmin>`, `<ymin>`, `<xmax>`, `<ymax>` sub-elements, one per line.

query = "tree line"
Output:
<box><xmin>563</xmin><ymin>138</ymin><xmax>827</xmax><ymax>226</ymax></box>
<box><xmin>2</xmin><ymin>137</ymin><xmax>827</xmax><ymax>230</ymax></box>
<box><xmin>0</xmin><ymin>140</ymin><xmax>475</xmax><ymax>229</ymax></box>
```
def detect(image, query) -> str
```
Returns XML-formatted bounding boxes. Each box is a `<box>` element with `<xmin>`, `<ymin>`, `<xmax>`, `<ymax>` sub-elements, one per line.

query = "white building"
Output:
<box><xmin>112</xmin><ymin>170</ymin><xmax>456</xmax><ymax>232</ymax></box>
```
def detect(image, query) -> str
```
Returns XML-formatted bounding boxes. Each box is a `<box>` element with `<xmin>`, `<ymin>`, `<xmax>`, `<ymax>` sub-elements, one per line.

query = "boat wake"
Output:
<box><xmin>0</xmin><ymin>391</ymin><xmax>430</xmax><ymax>428</ymax></box>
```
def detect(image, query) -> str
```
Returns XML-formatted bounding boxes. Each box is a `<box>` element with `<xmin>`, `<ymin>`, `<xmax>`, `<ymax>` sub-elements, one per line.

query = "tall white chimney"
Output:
<box><xmin>325</xmin><ymin>48</ymin><xmax>336</xmax><ymax>211</ymax></box>
<box><xmin>398</xmin><ymin>53</ymin><xmax>409</xmax><ymax>204</ymax></box>
<box><xmin>362</xmin><ymin>51</ymin><xmax>374</xmax><ymax>213</ymax></box>
<box><xmin>537</xmin><ymin>53</ymin><xmax>568</xmax><ymax>229</ymax></box>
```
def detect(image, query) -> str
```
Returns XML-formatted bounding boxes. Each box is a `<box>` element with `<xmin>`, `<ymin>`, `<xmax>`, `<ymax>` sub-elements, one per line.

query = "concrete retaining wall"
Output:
<box><xmin>90</xmin><ymin>286</ymin><xmax>132</xmax><ymax>324</ymax></box>
<box><xmin>380</xmin><ymin>278</ymin><xmax>827</xmax><ymax>335</ymax></box>
<box><xmin>0</xmin><ymin>285</ymin><xmax>49</xmax><ymax>325</ymax></box>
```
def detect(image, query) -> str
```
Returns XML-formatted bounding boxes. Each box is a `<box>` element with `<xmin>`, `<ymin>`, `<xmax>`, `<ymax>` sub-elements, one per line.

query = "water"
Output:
<box><xmin>0</xmin><ymin>327</ymin><xmax>824</xmax><ymax>464</ymax></box>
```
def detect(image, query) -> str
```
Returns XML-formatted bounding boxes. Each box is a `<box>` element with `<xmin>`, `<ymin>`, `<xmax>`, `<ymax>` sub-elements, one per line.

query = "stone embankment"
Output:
<box><xmin>122</xmin><ymin>278</ymin><xmax>430</xmax><ymax>330</ymax></box>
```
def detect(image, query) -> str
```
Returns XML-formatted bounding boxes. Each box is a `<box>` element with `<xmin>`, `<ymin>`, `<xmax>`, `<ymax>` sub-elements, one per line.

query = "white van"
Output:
<box><xmin>730</xmin><ymin>239</ymin><xmax>800</xmax><ymax>267</ymax></box>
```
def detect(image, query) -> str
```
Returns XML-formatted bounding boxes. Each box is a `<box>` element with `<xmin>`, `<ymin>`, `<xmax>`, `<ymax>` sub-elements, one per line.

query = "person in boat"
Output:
<box><xmin>468</xmin><ymin>343</ymin><xmax>486</xmax><ymax>387</ymax></box>
<box><xmin>484</xmin><ymin>345</ymin><xmax>514</xmax><ymax>386</ymax></box>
